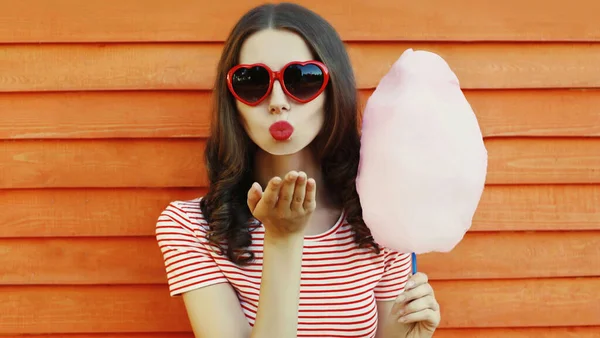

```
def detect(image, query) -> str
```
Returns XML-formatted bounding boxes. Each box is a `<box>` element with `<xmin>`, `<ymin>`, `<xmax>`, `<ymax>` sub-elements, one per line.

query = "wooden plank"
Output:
<box><xmin>0</xmin><ymin>279</ymin><xmax>598</xmax><ymax>333</ymax></box>
<box><xmin>433</xmin><ymin>278</ymin><xmax>600</xmax><ymax>328</ymax></box>
<box><xmin>0</xmin><ymin>237</ymin><xmax>167</xmax><ymax>285</ymax></box>
<box><xmin>485</xmin><ymin>138</ymin><xmax>600</xmax><ymax>184</ymax></box>
<box><xmin>0</xmin><ymin>285</ymin><xmax>190</xmax><ymax>334</ymax></box>
<box><xmin>473</xmin><ymin>185</ymin><xmax>600</xmax><ymax>232</ymax></box>
<box><xmin>2</xmin><ymin>327</ymin><xmax>600</xmax><ymax>338</ymax></box>
<box><xmin>2</xmin><ymin>138</ymin><xmax>600</xmax><ymax>189</ymax></box>
<box><xmin>463</xmin><ymin>89</ymin><xmax>600</xmax><ymax>137</ymax></box>
<box><xmin>348</xmin><ymin>43</ymin><xmax>600</xmax><ymax>90</ymax></box>
<box><xmin>0</xmin><ymin>139</ymin><xmax>207</xmax><ymax>189</ymax></box>
<box><xmin>1</xmin><ymin>232</ymin><xmax>598</xmax><ymax>285</ymax></box>
<box><xmin>0</xmin><ymin>188</ymin><xmax>204</xmax><ymax>237</ymax></box>
<box><xmin>419</xmin><ymin>231</ymin><xmax>600</xmax><ymax>280</ymax></box>
<box><xmin>0</xmin><ymin>0</ymin><xmax>598</xmax><ymax>43</ymax></box>
<box><xmin>361</xmin><ymin>89</ymin><xmax>600</xmax><ymax>138</ymax></box>
<box><xmin>0</xmin><ymin>91</ymin><xmax>210</xmax><ymax>139</ymax></box>
<box><xmin>1</xmin><ymin>185</ymin><xmax>597</xmax><ymax>238</ymax></box>
<box><xmin>2</xmin><ymin>89</ymin><xmax>599</xmax><ymax>140</ymax></box>
<box><xmin>1</xmin><ymin>43</ymin><xmax>600</xmax><ymax>92</ymax></box>
<box><xmin>0</xmin><ymin>43</ymin><xmax>219</xmax><ymax>92</ymax></box>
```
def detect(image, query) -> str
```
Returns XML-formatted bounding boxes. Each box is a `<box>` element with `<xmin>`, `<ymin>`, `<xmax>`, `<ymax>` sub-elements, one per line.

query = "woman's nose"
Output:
<box><xmin>268</xmin><ymin>80</ymin><xmax>291</xmax><ymax>114</ymax></box>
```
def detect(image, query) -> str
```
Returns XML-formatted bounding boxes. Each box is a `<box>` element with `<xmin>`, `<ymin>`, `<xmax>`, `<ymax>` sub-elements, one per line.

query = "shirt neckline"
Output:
<box><xmin>254</xmin><ymin>209</ymin><xmax>346</xmax><ymax>242</ymax></box>
<box><xmin>304</xmin><ymin>209</ymin><xmax>346</xmax><ymax>241</ymax></box>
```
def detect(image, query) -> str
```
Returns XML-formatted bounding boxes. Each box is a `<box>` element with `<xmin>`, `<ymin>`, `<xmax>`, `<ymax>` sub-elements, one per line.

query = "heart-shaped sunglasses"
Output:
<box><xmin>226</xmin><ymin>61</ymin><xmax>330</xmax><ymax>106</ymax></box>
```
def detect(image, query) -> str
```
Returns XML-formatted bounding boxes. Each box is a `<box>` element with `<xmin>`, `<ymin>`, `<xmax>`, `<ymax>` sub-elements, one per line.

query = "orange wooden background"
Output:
<box><xmin>1</xmin><ymin>0</ymin><xmax>600</xmax><ymax>337</ymax></box>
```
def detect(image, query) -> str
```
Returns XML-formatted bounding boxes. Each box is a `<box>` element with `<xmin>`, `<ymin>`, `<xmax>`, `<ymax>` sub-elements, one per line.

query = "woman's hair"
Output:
<box><xmin>200</xmin><ymin>2</ymin><xmax>379</xmax><ymax>265</ymax></box>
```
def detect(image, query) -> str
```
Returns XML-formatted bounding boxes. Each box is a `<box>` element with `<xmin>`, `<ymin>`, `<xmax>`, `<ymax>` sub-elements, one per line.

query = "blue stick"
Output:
<box><xmin>411</xmin><ymin>252</ymin><xmax>417</xmax><ymax>275</ymax></box>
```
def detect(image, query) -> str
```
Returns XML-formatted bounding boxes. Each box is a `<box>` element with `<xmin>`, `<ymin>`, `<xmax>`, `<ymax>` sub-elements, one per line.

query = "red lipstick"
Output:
<box><xmin>269</xmin><ymin>121</ymin><xmax>294</xmax><ymax>141</ymax></box>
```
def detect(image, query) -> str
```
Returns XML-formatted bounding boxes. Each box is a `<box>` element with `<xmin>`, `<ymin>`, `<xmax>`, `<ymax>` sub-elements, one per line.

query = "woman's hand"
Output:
<box><xmin>247</xmin><ymin>171</ymin><xmax>316</xmax><ymax>240</ymax></box>
<box><xmin>389</xmin><ymin>273</ymin><xmax>441</xmax><ymax>338</ymax></box>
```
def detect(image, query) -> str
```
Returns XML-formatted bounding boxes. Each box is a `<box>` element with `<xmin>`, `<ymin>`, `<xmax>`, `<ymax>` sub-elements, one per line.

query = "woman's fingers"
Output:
<box><xmin>397</xmin><ymin>308</ymin><xmax>439</xmax><ymax>325</ymax></box>
<box><xmin>399</xmin><ymin>295</ymin><xmax>438</xmax><ymax>316</ymax></box>
<box><xmin>392</xmin><ymin>283</ymin><xmax>434</xmax><ymax>315</ymax></box>
<box><xmin>247</xmin><ymin>182</ymin><xmax>263</xmax><ymax>213</ymax></box>
<box><xmin>262</xmin><ymin>177</ymin><xmax>282</xmax><ymax>208</ymax></box>
<box><xmin>251</xmin><ymin>172</ymin><xmax>316</xmax><ymax>222</ymax></box>
<box><xmin>405</xmin><ymin>272</ymin><xmax>429</xmax><ymax>291</ymax></box>
<box><xmin>277</xmin><ymin>171</ymin><xmax>298</xmax><ymax>209</ymax></box>
<box><xmin>303</xmin><ymin>178</ymin><xmax>317</xmax><ymax>212</ymax></box>
<box><xmin>291</xmin><ymin>172</ymin><xmax>307</xmax><ymax>212</ymax></box>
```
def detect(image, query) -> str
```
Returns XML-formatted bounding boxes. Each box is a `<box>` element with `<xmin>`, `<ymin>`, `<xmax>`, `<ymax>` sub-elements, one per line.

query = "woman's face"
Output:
<box><xmin>234</xmin><ymin>29</ymin><xmax>326</xmax><ymax>156</ymax></box>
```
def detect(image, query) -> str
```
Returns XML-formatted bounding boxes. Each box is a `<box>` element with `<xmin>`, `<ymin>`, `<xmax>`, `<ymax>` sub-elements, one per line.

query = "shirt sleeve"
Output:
<box><xmin>155</xmin><ymin>201</ymin><xmax>229</xmax><ymax>296</ymax></box>
<box><xmin>374</xmin><ymin>248</ymin><xmax>412</xmax><ymax>301</ymax></box>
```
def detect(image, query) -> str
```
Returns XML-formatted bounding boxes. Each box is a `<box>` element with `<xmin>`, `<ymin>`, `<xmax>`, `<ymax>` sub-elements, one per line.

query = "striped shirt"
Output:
<box><xmin>156</xmin><ymin>198</ymin><xmax>412</xmax><ymax>338</ymax></box>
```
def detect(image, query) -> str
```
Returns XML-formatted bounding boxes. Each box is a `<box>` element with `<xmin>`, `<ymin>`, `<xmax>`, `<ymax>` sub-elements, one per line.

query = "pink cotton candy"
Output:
<box><xmin>356</xmin><ymin>49</ymin><xmax>488</xmax><ymax>254</ymax></box>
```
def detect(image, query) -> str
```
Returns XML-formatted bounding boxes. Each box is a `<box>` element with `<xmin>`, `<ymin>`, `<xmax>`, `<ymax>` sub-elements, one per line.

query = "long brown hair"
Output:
<box><xmin>200</xmin><ymin>2</ymin><xmax>379</xmax><ymax>265</ymax></box>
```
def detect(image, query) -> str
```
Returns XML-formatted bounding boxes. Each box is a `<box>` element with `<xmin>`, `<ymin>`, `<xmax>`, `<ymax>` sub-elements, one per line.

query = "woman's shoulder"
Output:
<box><xmin>156</xmin><ymin>197</ymin><xmax>210</xmax><ymax>235</ymax></box>
<box><xmin>376</xmin><ymin>245</ymin><xmax>413</xmax><ymax>271</ymax></box>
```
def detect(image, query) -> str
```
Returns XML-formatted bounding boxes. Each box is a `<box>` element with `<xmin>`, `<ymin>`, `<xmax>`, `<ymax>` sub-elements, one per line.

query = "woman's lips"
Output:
<box><xmin>269</xmin><ymin>121</ymin><xmax>294</xmax><ymax>141</ymax></box>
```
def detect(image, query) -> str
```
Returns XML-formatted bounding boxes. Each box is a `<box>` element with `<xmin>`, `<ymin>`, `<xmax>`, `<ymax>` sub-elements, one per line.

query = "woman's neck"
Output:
<box><xmin>254</xmin><ymin>147</ymin><xmax>312</xmax><ymax>182</ymax></box>
<box><xmin>254</xmin><ymin>147</ymin><xmax>326</xmax><ymax>201</ymax></box>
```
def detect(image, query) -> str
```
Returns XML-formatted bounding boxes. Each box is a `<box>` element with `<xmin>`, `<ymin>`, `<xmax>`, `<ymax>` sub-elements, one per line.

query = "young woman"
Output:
<box><xmin>156</xmin><ymin>3</ymin><xmax>441</xmax><ymax>337</ymax></box>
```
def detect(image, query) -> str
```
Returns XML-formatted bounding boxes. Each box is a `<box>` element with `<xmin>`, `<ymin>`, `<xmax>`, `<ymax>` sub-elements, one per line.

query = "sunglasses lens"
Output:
<box><xmin>283</xmin><ymin>63</ymin><xmax>325</xmax><ymax>101</ymax></box>
<box><xmin>231</xmin><ymin>66</ymin><xmax>270</xmax><ymax>103</ymax></box>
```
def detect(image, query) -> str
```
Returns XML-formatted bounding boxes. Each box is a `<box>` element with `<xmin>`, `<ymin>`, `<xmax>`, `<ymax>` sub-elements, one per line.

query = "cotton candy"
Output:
<box><xmin>356</xmin><ymin>48</ymin><xmax>488</xmax><ymax>254</ymax></box>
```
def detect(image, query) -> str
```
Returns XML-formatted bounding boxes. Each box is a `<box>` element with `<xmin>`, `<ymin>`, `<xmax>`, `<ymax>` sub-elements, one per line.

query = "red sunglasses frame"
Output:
<box><xmin>226</xmin><ymin>60</ymin><xmax>330</xmax><ymax>106</ymax></box>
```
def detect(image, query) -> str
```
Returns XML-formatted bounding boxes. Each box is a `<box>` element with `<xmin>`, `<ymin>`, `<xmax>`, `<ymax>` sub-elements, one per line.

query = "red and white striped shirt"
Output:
<box><xmin>156</xmin><ymin>198</ymin><xmax>412</xmax><ymax>338</ymax></box>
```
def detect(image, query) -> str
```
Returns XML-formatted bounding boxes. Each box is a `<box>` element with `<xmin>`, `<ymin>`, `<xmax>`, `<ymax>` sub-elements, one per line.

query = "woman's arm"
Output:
<box><xmin>376</xmin><ymin>300</ymin><xmax>395</xmax><ymax>338</ymax></box>
<box><xmin>179</xmin><ymin>234</ymin><xmax>304</xmax><ymax>338</ymax></box>
<box><xmin>251</xmin><ymin>234</ymin><xmax>304</xmax><ymax>337</ymax></box>
<box><xmin>376</xmin><ymin>300</ymin><xmax>411</xmax><ymax>338</ymax></box>
<box><xmin>182</xmin><ymin>283</ymin><xmax>251</xmax><ymax>337</ymax></box>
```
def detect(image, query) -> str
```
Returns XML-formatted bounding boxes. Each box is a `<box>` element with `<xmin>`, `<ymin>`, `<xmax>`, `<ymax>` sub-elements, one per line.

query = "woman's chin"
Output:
<box><xmin>257</xmin><ymin>137</ymin><xmax>311</xmax><ymax>156</ymax></box>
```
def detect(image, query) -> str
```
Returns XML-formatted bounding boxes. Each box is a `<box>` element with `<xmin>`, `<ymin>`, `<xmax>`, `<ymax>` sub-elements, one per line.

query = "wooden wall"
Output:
<box><xmin>1</xmin><ymin>0</ymin><xmax>599</xmax><ymax>337</ymax></box>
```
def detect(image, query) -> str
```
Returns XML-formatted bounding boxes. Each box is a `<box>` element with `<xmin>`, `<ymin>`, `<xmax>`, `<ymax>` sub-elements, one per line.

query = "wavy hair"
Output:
<box><xmin>199</xmin><ymin>2</ymin><xmax>379</xmax><ymax>265</ymax></box>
